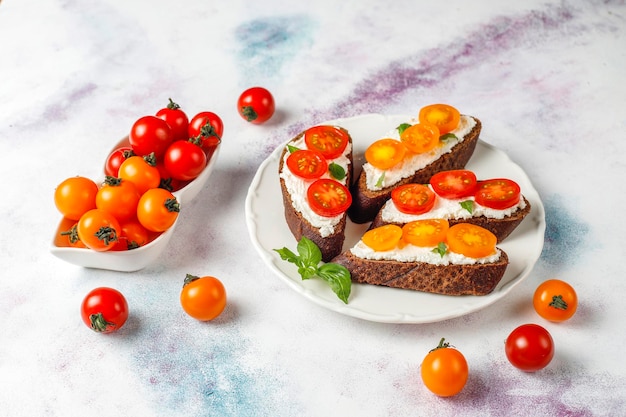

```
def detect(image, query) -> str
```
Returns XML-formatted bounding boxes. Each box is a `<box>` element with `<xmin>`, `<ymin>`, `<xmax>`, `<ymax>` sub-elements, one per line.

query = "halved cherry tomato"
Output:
<box><xmin>364</xmin><ymin>139</ymin><xmax>406</xmax><ymax>170</ymax></box>
<box><xmin>474</xmin><ymin>178</ymin><xmax>520</xmax><ymax>210</ymax></box>
<box><xmin>137</xmin><ymin>188</ymin><xmax>180</xmax><ymax>232</ymax></box>
<box><xmin>118</xmin><ymin>154</ymin><xmax>161</xmax><ymax>195</ymax></box>
<box><xmin>430</xmin><ymin>170</ymin><xmax>478</xmax><ymax>199</ymax></box>
<box><xmin>54</xmin><ymin>176</ymin><xmax>98</xmax><ymax>221</ymax></box>
<box><xmin>418</xmin><ymin>104</ymin><xmax>461</xmax><ymax>135</ymax></box>
<box><xmin>533</xmin><ymin>279</ymin><xmax>578</xmax><ymax>322</ymax></box>
<box><xmin>362</xmin><ymin>224</ymin><xmax>403</xmax><ymax>251</ymax></box>
<box><xmin>402</xmin><ymin>219</ymin><xmax>449</xmax><ymax>247</ymax></box>
<box><xmin>306</xmin><ymin>179</ymin><xmax>351</xmax><ymax>217</ymax></box>
<box><xmin>446</xmin><ymin>223</ymin><xmax>497</xmax><ymax>258</ymax></box>
<box><xmin>421</xmin><ymin>338</ymin><xmax>468</xmax><ymax>397</ymax></box>
<box><xmin>156</xmin><ymin>98</ymin><xmax>189</xmax><ymax>142</ymax></box>
<box><xmin>104</xmin><ymin>146</ymin><xmax>134</xmax><ymax>178</ymax></box>
<box><xmin>95</xmin><ymin>177</ymin><xmax>141</xmax><ymax>222</ymax></box>
<box><xmin>391</xmin><ymin>184</ymin><xmax>436</xmax><ymax>215</ymax></box>
<box><xmin>304</xmin><ymin>125</ymin><xmax>349</xmax><ymax>159</ymax></box>
<box><xmin>286</xmin><ymin>149</ymin><xmax>328</xmax><ymax>180</ymax></box>
<box><xmin>400</xmin><ymin>123</ymin><xmax>440</xmax><ymax>154</ymax></box>
<box><xmin>77</xmin><ymin>209</ymin><xmax>121</xmax><ymax>252</ymax></box>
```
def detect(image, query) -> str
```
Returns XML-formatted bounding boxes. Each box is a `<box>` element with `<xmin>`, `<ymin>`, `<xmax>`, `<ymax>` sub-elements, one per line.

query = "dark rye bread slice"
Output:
<box><xmin>278</xmin><ymin>130</ymin><xmax>353</xmax><ymax>262</ymax></box>
<box><xmin>331</xmin><ymin>249</ymin><xmax>508</xmax><ymax>296</ymax></box>
<box><xmin>348</xmin><ymin>117</ymin><xmax>482</xmax><ymax>224</ymax></box>
<box><xmin>369</xmin><ymin>196</ymin><xmax>532</xmax><ymax>243</ymax></box>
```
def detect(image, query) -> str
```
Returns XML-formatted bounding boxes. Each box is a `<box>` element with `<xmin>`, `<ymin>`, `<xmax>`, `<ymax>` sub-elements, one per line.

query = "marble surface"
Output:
<box><xmin>1</xmin><ymin>0</ymin><xmax>625</xmax><ymax>415</ymax></box>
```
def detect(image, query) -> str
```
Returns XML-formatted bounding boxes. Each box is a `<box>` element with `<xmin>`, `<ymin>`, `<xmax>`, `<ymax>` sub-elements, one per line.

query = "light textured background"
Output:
<box><xmin>1</xmin><ymin>1</ymin><xmax>625</xmax><ymax>416</ymax></box>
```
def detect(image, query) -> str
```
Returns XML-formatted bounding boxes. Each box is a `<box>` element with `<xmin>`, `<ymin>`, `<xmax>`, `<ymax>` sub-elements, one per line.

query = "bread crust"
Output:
<box><xmin>370</xmin><ymin>196</ymin><xmax>531</xmax><ymax>243</ymax></box>
<box><xmin>331</xmin><ymin>249</ymin><xmax>508</xmax><ymax>296</ymax></box>
<box><xmin>278</xmin><ymin>130</ymin><xmax>353</xmax><ymax>262</ymax></box>
<box><xmin>348</xmin><ymin>117</ymin><xmax>482</xmax><ymax>224</ymax></box>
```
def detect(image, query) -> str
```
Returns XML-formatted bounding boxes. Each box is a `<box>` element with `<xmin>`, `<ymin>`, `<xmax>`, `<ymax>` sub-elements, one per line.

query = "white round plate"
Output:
<box><xmin>245</xmin><ymin>114</ymin><xmax>545</xmax><ymax>323</ymax></box>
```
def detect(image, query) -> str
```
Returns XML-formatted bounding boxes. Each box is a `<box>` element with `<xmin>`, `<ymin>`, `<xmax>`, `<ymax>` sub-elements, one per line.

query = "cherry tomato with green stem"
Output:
<box><xmin>156</xmin><ymin>98</ymin><xmax>189</xmax><ymax>142</ymax></box>
<box><xmin>137</xmin><ymin>188</ymin><xmax>180</xmax><ymax>232</ymax></box>
<box><xmin>81</xmin><ymin>287</ymin><xmax>129</xmax><ymax>333</ymax></box>
<box><xmin>104</xmin><ymin>146</ymin><xmax>135</xmax><ymax>177</ymax></box>
<box><xmin>77</xmin><ymin>209</ymin><xmax>121</xmax><ymax>251</ymax></box>
<box><xmin>533</xmin><ymin>279</ymin><xmax>578</xmax><ymax>322</ymax></box>
<box><xmin>421</xmin><ymin>338</ymin><xmax>468</xmax><ymax>397</ymax></box>
<box><xmin>237</xmin><ymin>87</ymin><xmax>275</xmax><ymax>124</ymax></box>
<box><xmin>188</xmin><ymin>111</ymin><xmax>223</xmax><ymax>152</ymax></box>
<box><xmin>129</xmin><ymin>115</ymin><xmax>174</xmax><ymax>159</ymax></box>
<box><xmin>95</xmin><ymin>177</ymin><xmax>141</xmax><ymax>222</ymax></box>
<box><xmin>180</xmin><ymin>274</ymin><xmax>227</xmax><ymax>321</ymax></box>
<box><xmin>163</xmin><ymin>140</ymin><xmax>207</xmax><ymax>181</ymax></box>
<box><xmin>118</xmin><ymin>154</ymin><xmax>161</xmax><ymax>195</ymax></box>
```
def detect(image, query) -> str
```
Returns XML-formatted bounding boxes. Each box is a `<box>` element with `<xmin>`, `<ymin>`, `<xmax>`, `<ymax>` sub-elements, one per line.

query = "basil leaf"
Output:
<box><xmin>296</xmin><ymin>236</ymin><xmax>322</xmax><ymax>276</ymax></box>
<box><xmin>287</xmin><ymin>144</ymin><xmax>299</xmax><ymax>153</ymax></box>
<box><xmin>317</xmin><ymin>263</ymin><xmax>352</xmax><ymax>304</ymax></box>
<box><xmin>375</xmin><ymin>172</ymin><xmax>386</xmax><ymax>188</ymax></box>
<box><xmin>397</xmin><ymin>123</ymin><xmax>411</xmax><ymax>135</ymax></box>
<box><xmin>328</xmin><ymin>163</ymin><xmax>346</xmax><ymax>180</ymax></box>
<box><xmin>431</xmin><ymin>242</ymin><xmax>448</xmax><ymax>258</ymax></box>
<box><xmin>460</xmin><ymin>200</ymin><xmax>474</xmax><ymax>213</ymax></box>
<box><xmin>439</xmin><ymin>133</ymin><xmax>457</xmax><ymax>142</ymax></box>
<box><xmin>274</xmin><ymin>247</ymin><xmax>299</xmax><ymax>264</ymax></box>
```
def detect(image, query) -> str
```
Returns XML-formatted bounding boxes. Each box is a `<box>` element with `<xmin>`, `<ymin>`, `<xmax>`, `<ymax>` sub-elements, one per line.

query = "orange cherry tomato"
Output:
<box><xmin>400</xmin><ymin>123</ymin><xmax>440</xmax><ymax>154</ymax></box>
<box><xmin>418</xmin><ymin>104</ymin><xmax>461</xmax><ymax>135</ymax></box>
<box><xmin>364</xmin><ymin>138</ymin><xmax>406</xmax><ymax>170</ymax></box>
<box><xmin>306</xmin><ymin>179</ymin><xmax>352</xmax><ymax>217</ymax></box>
<box><xmin>362</xmin><ymin>224</ymin><xmax>403</xmax><ymax>252</ymax></box>
<box><xmin>77</xmin><ymin>209</ymin><xmax>121</xmax><ymax>251</ymax></box>
<box><xmin>304</xmin><ymin>125</ymin><xmax>350</xmax><ymax>159</ymax></box>
<box><xmin>95</xmin><ymin>177</ymin><xmax>141</xmax><ymax>222</ymax></box>
<box><xmin>446</xmin><ymin>223</ymin><xmax>497</xmax><ymax>258</ymax></box>
<box><xmin>54</xmin><ymin>176</ymin><xmax>98</xmax><ymax>220</ymax></box>
<box><xmin>402</xmin><ymin>219</ymin><xmax>449</xmax><ymax>247</ymax></box>
<box><xmin>474</xmin><ymin>178</ymin><xmax>521</xmax><ymax>210</ymax></box>
<box><xmin>113</xmin><ymin>220</ymin><xmax>151</xmax><ymax>251</ymax></box>
<box><xmin>59</xmin><ymin>222</ymin><xmax>86</xmax><ymax>248</ymax></box>
<box><xmin>430</xmin><ymin>169</ymin><xmax>478</xmax><ymax>199</ymax></box>
<box><xmin>533</xmin><ymin>279</ymin><xmax>578</xmax><ymax>322</ymax></box>
<box><xmin>180</xmin><ymin>274</ymin><xmax>227</xmax><ymax>321</ymax></box>
<box><xmin>118</xmin><ymin>155</ymin><xmax>161</xmax><ymax>195</ymax></box>
<box><xmin>421</xmin><ymin>338</ymin><xmax>468</xmax><ymax>397</ymax></box>
<box><xmin>391</xmin><ymin>183</ymin><xmax>436</xmax><ymax>215</ymax></box>
<box><xmin>137</xmin><ymin>188</ymin><xmax>180</xmax><ymax>232</ymax></box>
<box><xmin>286</xmin><ymin>149</ymin><xmax>328</xmax><ymax>180</ymax></box>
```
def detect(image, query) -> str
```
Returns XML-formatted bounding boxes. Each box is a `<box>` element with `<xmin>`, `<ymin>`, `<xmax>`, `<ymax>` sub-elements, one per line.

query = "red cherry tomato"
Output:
<box><xmin>505</xmin><ymin>324</ymin><xmax>555</xmax><ymax>372</ymax></box>
<box><xmin>307</xmin><ymin>179</ymin><xmax>352</xmax><ymax>217</ymax></box>
<box><xmin>156</xmin><ymin>98</ymin><xmax>189</xmax><ymax>142</ymax></box>
<box><xmin>286</xmin><ymin>149</ymin><xmax>328</xmax><ymax>180</ymax></box>
<box><xmin>304</xmin><ymin>125</ymin><xmax>349</xmax><ymax>159</ymax></box>
<box><xmin>80</xmin><ymin>287</ymin><xmax>129</xmax><ymax>333</ymax></box>
<box><xmin>104</xmin><ymin>146</ymin><xmax>134</xmax><ymax>177</ymax></box>
<box><xmin>112</xmin><ymin>220</ymin><xmax>151</xmax><ymax>251</ymax></box>
<box><xmin>188</xmin><ymin>111</ymin><xmax>223</xmax><ymax>152</ymax></box>
<box><xmin>164</xmin><ymin>140</ymin><xmax>207</xmax><ymax>181</ymax></box>
<box><xmin>129</xmin><ymin>115</ymin><xmax>174</xmax><ymax>158</ymax></box>
<box><xmin>237</xmin><ymin>87</ymin><xmax>275</xmax><ymax>124</ymax></box>
<box><xmin>430</xmin><ymin>169</ymin><xmax>478</xmax><ymax>199</ymax></box>
<box><xmin>474</xmin><ymin>178</ymin><xmax>521</xmax><ymax>210</ymax></box>
<box><xmin>391</xmin><ymin>183</ymin><xmax>436</xmax><ymax>214</ymax></box>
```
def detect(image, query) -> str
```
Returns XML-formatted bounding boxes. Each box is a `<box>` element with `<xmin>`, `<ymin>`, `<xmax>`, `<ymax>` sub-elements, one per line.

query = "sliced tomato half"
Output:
<box><xmin>418</xmin><ymin>104</ymin><xmax>461</xmax><ymax>135</ymax></box>
<box><xmin>430</xmin><ymin>169</ymin><xmax>478</xmax><ymax>199</ymax></box>
<box><xmin>304</xmin><ymin>125</ymin><xmax>349</xmax><ymax>159</ymax></box>
<box><xmin>286</xmin><ymin>149</ymin><xmax>328</xmax><ymax>180</ymax></box>
<box><xmin>446</xmin><ymin>223</ymin><xmax>497</xmax><ymax>258</ymax></box>
<box><xmin>306</xmin><ymin>179</ymin><xmax>352</xmax><ymax>217</ymax></box>
<box><xmin>474</xmin><ymin>178</ymin><xmax>520</xmax><ymax>210</ymax></box>
<box><xmin>400</xmin><ymin>123</ymin><xmax>440</xmax><ymax>154</ymax></box>
<box><xmin>391</xmin><ymin>183</ymin><xmax>436</xmax><ymax>215</ymax></box>
<box><xmin>364</xmin><ymin>138</ymin><xmax>406</xmax><ymax>170</ymax></box>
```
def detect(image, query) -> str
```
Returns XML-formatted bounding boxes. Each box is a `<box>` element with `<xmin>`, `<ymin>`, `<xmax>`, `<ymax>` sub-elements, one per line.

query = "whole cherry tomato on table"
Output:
<box><xmin>180</xmin><ymin>274</ymin><xmax>227</xmax><ymax>321</ymax></box>
<box><xmin>77</xmin><ymin>209</ymin><xmax>121</xmax><ymax>251</ymax></box>
<box><xmin>129</xmin><ymin>115</ymin><xmax>174</xmax><ymax>158</ymax></box>
<box><xmin>421</xmin><ymin>338</ymin><xmax>468</xmax><ymax>397</ymax></box>
<box><xmin>188</xmin><ymin>111</ymin><xmax>223</xmax><ymax>152</ymax></box>
<box><xmin>164</xmin><ymin>140</ymin><xmax>207</xmax><ymax>181</ymax></box>
<box><xmin>237</xmin><ymin>87</ymin><xmax>275</xmax><ymax>124</ymax></box>
<box><xmin>156</xmin><ymin>98</ymin><xmax>189</xmax><ymax>142</ymax></box>
<box><xmin>533</xmin><ymin>279</ymin><xmax>578</xmax><ymax>322</ymax></box>
<box><xmin>54</xmin><ymin>176</ymin><xmax>98</xmax><ymax>221</ymax></box>
<box><xmin>81</xmin><ymin>287</ymin><xmax>129</xmax><ymax>333</ymax></box>
<box><xmin>505</xmin><ymin>324</ymin><xmax>555</xmax><ymax>372</ymax></box>
<box><xmin>137</xmin><ymin>188</ymin><xmax>180</xmax><ymax>232</ymax></box>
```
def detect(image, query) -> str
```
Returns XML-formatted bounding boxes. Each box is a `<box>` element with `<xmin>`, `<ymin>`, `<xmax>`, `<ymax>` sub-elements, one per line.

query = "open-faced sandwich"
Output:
<box><xmin>370</xmin><ymin>169</ymin><xmax>531</xmax><ymax>242</ymax></box>
<box><xmin>278</xmin><ymin>125</ymin><xmax>353</xmax><ymax>262</ymax></box>
<box><xmin>331</xmin><ymin>220</ymin><xmax>508</xmax><ymax>296</ymax></box>
<box><xmin>348</xmin><ymin>104</ymin><xmax>481</xmax><ymax>224</ymax></box>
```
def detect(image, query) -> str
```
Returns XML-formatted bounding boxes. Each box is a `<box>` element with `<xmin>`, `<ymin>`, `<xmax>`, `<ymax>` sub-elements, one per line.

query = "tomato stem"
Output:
<box><xmin>430</xmin><ymin>337</ymin><xmax>452</xmax><ymax>352</ymax></box>
<box><xmin>184</xmin><ymin>274</ymin><xmax>200</xmax><ymax>287</ymax></box>
<box><xmin>549</xmin><ymin>295</ymin><xmax>568</xmax><ymax>310</ymax></box>
<box><xmin>241</xmin><ymin>106</ymin><xmax>258</xmax><ymax>122</ymax></box>
<box><xmin>94</xmin><ymin>226</ymin><xmax>118</xmax><ymax>246</ymax></box>
<box><xmin>103</xmin><ymin>176</ymin><xmax>122</xmax><ymax>186</ymax></box>
<box><xmin>60</xmin><ymin>225</ymin><xmax>81</xmax><ymax>244</ymax></box>
<box><xmin>89</xmin><ymin>312</ymin><xmax>115</xmax><ymax>332</ymax></box>
<box><xmin>167</xmin><ymin>98</ymin><xmax>181</xmax><ymax>110</ymax></box>
<box><xmin>164</xmin><ymin>198</ymin><xmax>180</xmax><ymax>213</ymax></box>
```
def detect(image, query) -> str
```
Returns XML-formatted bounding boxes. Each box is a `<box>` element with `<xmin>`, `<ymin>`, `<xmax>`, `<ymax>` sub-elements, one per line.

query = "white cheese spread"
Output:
<box><xmin>364</xmin><ymin>115</ymin><xmax>477</xmax><ymax>191</ymax></box>
<box><xmin>279</xmin><ymin>132</ymin><xmax>351</xmax><ymax>238</ymax></box>
<box><xmin>350</xmin><ymin>240</ymin><xmax>501</xmax><ymax>266</ymax></box>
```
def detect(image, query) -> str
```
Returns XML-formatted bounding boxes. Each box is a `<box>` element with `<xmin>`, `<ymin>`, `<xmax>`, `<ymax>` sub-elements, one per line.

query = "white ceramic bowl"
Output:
<box><xmin>50</xmin><ymin>138</ymin><xmax>221</xmax><ymax>272</ymax></box>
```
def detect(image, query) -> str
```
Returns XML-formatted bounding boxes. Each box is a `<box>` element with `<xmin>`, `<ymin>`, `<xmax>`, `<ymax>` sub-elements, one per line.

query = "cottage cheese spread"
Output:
<box><xmin>364</xmin><ymin>115</ymin><xmax>477</xmax><ymax>191</ymax></box>
<box><xmin>350</xmin><ymin>240</ymin><xmax>501</xmax><ymax>265</ymax></box>
<box><xmin>380</xmin><ymin>186</ymin><xmax>527</xmax><ymax>224</ymax></box>
<box><xmin>279</xmin><ymin>132</ymin><xmax>351</xmax><ymax>238</ymax></box>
